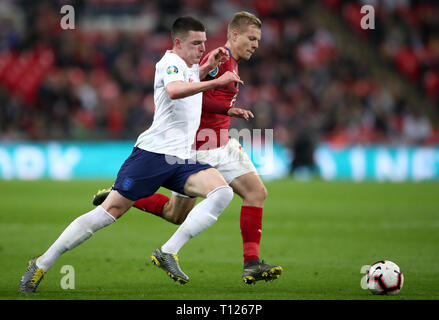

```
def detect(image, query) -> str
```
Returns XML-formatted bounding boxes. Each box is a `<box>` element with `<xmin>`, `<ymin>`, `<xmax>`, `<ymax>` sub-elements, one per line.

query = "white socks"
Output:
<box><xmin>36</xmin><ymin>206</ymin><xmax>115</xmax><ymax>272</ymax></box>
<box><xmin>161</xmin><ymin>186</ymin><xmax>233</xmax><ymax>254</ymax></box>
<box><xmin>35</xmin><ymin>186</ymin><xmax>233</xmax><ymax>271</ymax></box>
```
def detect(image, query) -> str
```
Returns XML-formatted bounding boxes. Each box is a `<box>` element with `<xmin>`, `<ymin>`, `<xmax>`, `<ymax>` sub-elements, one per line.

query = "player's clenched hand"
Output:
<box><xmin>215</xmin><ymin>71</ymin><xmax>244</xmax><ymax>87</ymax></box>
<box><xmin>227</xmin><ymin>107</ymin><xmax>254</xmax><ymax>121</ymax></box>
<box><xmin>207</xmin><ymin>47</ymin><xmax>229</xmax><ymax>69</ymax></box>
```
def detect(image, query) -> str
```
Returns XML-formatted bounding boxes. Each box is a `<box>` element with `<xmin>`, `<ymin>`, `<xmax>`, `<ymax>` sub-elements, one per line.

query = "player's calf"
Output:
<box><xmin>93</xmin><ymin>188</ymin><xmax>195</xmax><ymax>225</ymax></box>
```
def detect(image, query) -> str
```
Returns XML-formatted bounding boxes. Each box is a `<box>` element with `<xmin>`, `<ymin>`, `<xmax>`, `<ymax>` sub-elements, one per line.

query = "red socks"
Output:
<box><xmin>134</xmin><ymin>197</ymin><xmax>262</xmax><ymax>264</ymax></box>
<box><xmin>240</xmin><ymin>206</ymin><xmax>263</xmax><ymax>263</ymax></box>
<box><xmin>134</xmin><ymin>193</ymin><xmax>169</xmax><ymax>217</ymax></box>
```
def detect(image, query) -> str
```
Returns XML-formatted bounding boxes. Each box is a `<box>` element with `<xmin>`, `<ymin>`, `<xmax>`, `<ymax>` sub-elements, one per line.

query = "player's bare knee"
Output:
<box><xmin>260</xmin><ymin>185</ymin><xmax>268</xmax><ymax>201</ymax></box>
<box><xmin>206</xmin><ymin>169</ymin><xmax>228</xmax><ymax>190</ymax></box>
<box><xmin>102</xmin><ymin>206</ymin><xmax>125</xmax><ymax>219</ymax></box>
<box><xmin>101</xmin><ymin>200</ymin><xmax>130</xmax><ymax>219</ymax></box>
<box><xmin>101</xmin><ymin>190</ymin><xmax>133</xmax><ymax>219</ymax></box>
<box><xmin>242</xmin><ymin>185</ymin><xmax>267</xmax><ymax>206</ymax></box>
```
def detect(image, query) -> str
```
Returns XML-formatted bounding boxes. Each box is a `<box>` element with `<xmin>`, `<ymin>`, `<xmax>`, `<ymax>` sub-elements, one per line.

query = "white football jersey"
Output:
<box><xmin>135</xmin><ymin>50</ymin><xmax>202</xmax><ymax>159</ymax></box>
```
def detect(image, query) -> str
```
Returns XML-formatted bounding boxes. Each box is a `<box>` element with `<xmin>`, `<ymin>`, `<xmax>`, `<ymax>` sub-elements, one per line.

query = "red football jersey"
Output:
<box><xmin>194</xmin><ymin>47</ymin><xmax>239</xmax><ymax>150</ymax></box>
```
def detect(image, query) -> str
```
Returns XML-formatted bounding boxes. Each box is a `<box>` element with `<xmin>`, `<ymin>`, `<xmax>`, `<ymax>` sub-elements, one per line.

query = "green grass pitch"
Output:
<box><xmin>0</xmin><ymin>179</ymin><xmax>438</xmax><ymax>300</ymax></box>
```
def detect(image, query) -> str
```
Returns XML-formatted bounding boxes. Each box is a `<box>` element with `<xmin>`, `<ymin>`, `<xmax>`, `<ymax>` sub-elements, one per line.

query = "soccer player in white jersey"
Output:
<box><xmin>19</xmin><ymin>16</ymin><xmax>243</xmax><ymax>292</ymax></box>
<box><xmin>93</xmin><ymin>12</ymin><xmax>282</xmax><ymax>285</ymax></box>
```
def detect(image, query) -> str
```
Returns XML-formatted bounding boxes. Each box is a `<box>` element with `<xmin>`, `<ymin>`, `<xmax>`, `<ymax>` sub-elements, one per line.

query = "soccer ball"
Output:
<box><xmin>367</xmin><ymin>260</ymin><xmax>404</xmax><ymax>295</ymax></box>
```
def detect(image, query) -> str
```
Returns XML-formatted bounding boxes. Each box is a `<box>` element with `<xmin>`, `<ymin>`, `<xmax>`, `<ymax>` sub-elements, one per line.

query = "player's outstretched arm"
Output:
<box><xmin>166</xmin><ymin>71</ymin><xmax>243</xmax><ymax>100</ymax></box>
<box><xmin>199</xmin><ymin>47</ymin><xmax>229</xmax><ymax>80</ymax></box>
<box><xmin>200</xmin><ymin>95</ymin><xmax>254</xmax><ymax>120</ymax></box>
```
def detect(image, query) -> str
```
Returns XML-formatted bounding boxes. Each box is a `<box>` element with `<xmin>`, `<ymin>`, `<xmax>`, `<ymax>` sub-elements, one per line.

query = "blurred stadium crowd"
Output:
<box><xmin>0</xmin><ymin>0</ymin><xmax>438</xmax><ymax>147</ymax></box>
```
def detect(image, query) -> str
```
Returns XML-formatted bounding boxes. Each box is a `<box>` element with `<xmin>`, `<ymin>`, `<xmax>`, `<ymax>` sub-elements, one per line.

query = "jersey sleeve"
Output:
<box><xmin>163</xmin><ymin>55</ymin><xmax>186</xmax><ymax>87</ymax></box>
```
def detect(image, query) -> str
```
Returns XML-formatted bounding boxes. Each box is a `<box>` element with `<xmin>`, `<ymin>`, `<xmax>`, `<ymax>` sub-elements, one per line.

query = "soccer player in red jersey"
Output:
<box><xmin>94</xmin><ymin>12</ymin><xmax>282</xmax><ymax>284</ymax></box>
<box><xmin>20</xmin><ymin>16</ymin><xmax>242</xmax><ymax>292</ymax></box>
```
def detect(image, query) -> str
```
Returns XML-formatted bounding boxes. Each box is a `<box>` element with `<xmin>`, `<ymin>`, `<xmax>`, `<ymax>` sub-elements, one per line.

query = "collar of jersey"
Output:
<box><xmin>224</xmin><ymin>47</ymin><xmax>235</xmax><ymax>60</ymax></box>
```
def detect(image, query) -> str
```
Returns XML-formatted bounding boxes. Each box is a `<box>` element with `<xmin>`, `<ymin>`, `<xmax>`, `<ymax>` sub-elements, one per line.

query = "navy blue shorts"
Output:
<box><xmin>113</xmin><ymin>147</ymin><xmax>212</xmax><ymax>201</ymax></box>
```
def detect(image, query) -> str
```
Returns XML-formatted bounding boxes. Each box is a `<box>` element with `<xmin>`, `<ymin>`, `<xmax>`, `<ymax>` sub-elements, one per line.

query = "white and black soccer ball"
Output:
<box><xmin>367</xmin><ymin>260</ymin><xmax>404</xmax><ymax>295</ymax></box>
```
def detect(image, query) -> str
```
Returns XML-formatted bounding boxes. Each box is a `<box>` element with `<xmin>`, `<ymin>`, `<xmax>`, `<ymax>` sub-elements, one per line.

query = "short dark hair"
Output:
<box><xmin>171</xmin><ymin>16</ymin><xmax>206</xmax><ymax>41</ymax></box>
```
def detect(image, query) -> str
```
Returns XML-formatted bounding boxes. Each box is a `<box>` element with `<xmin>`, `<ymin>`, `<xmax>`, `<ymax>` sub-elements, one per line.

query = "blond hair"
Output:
<box><xmin>227</xmin><ymin>11</ymin><xmax>262</xmax><ymax>39</ymax></box>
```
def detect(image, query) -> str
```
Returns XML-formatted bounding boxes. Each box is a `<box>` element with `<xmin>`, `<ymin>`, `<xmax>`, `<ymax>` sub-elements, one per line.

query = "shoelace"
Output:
<box><xmin>29</xmin><ymin>269</ymin><xmax>44</xmax><ymax>286</ymax></box>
